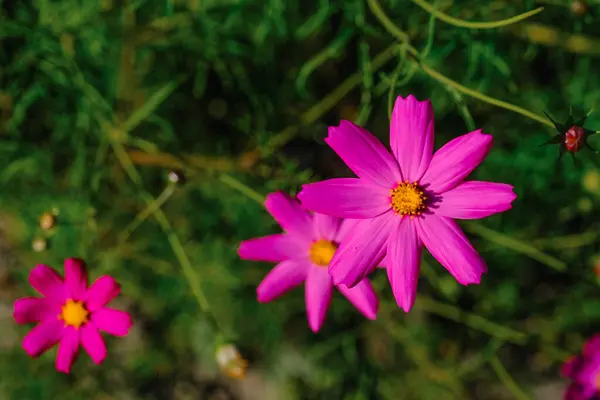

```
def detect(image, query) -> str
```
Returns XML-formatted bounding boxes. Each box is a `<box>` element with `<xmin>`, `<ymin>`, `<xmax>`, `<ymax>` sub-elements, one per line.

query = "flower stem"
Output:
<box><xmin>261</xmin><ymin>43</ymin><xmax>399</xmax><ymax>158</ymax></box>
<box><xmin>490</xmin><ymin>355</ymin><xmax>531</xmax><ymax>400</ymax></box>
<box><xmin>218</xmin><ymin>174</ymin><xmax>265</xmax><ymax>205</ymax></box>
<box><xmin>457</xmin><ymin>338</ymin><xmax>504</xmax><ymax>377</ymax></box>
<box><xmin>411</xmin><ymin>0</ymin><xmax>544</xmax><ymax>30</ymax></box>
<box><xmin>366</xmin><ymin>0</ymin><xmax>555</xmax><ymax>131</ymax></box>
<box><xmin>416</xmin><ymin>295</ymin><xmax>528</xmax><ymax>344</ymax></box>
<box><xmin>418</xmin><ymin>63</ymin><xmax>553</xmax><ymax>128</ymax></box>
<box><xmin>108</xmin><ymin>129</ymin><xmax>214</xmax><ymax>320</ymax></box>
<box><xmin>383</xmin><ymin>319</ymin><xmax>468</xmax><ymax>398</ymax></box>
<box><xmin>118</xmin><ymin>182</ymin><xmax>176</xmax><ymax>244</ymax></box>
<box><xmin>464</xmin><ymin>222</ymin><xmax>566</xmax><ymax>271</ymax></box>
<box><xmin>70</xmin><ymin>40</ymin><xmax>224</xmax><ymax>334</ymax></box>
<box><xmin>416</xmin><ymin>296</ymin><xmax>571</xmax><ymax>360</ymax></box>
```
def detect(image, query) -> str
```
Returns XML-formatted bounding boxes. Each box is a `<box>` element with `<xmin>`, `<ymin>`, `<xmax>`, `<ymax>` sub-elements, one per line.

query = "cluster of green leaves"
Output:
<box><xmin>1</xmin><ymin>0</ymin><xmax>600</xmax><ymax>399</ymax></box>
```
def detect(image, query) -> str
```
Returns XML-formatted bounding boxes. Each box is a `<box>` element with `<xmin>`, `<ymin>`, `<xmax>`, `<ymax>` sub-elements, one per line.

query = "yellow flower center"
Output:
<box><xmin>596</xmin><ymin>373</ymin><xmax>600</xmax><ymax>391</ymax></box>
<box><xmin>390</xmin><ymin>181</ymin><xmax>427</xmax><ymax>216</ymax></box>
<box><xmin>59</xmin><ymin>299</ymin><xmax>89</xmax><ymax>329</ymax></box>
<box><xmin>309</xmin><ymin>239</ymin><xmax>338</xmax><ymax>266</ymax></box>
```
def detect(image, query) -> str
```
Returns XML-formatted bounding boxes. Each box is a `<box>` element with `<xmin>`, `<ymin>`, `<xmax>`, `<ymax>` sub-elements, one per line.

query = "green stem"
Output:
<box><xmin>109</xmin><ymin>134</ymin><xmax>213</xmax><ymax>316</ymax></box>
<box><xmin>416</xmin><ymin>296</ymin><xmax>571</xmax><ymax>360</ymax></box>
<box><xmin>296</xmin><ymin>28</ymin><xmax>354</xmax><ymax>98</ymax></box>
<box><xmin>419</xmin><ymin>63</ymin><xmax>553</xmax><ymax>128</ymax></box>
<box><xmin>118</xmin><ymin>182</ymin><xmax>176</xmax><ymax>244</ymax></box>
<box><xmin>300</xmin><ymin>45</ymin><xmax>399</xmax><ymax>122</ymax></box>
<box><xmin>384</xmin><ymin>320</ymin><xmax>468</xmax><ymax>398</ymax></box>
<box><xmin>386</xmin><ymin>57</ymin><xmax>405</xmax><ymax>118</ymax></box>
<box><xmin>261</xmin><ymin>43</ymin><xmax>399</xmax><ymax>157</ymax></box>
<box><xmin>366</xmin><ymin>0</ymin><xmax>555</xmax><ymax>130</ymax></box>
<box><xmin>219</xmin><ymin>174</ymin><xmax>265</xmax><ymax>205</ymax></box>
<box><xmin>412</xmin><ymin>0</ymin><xmax>544</xmax><ymax>30</ymax></box>
<box><xmin>490</xmin><ymin>356</ymin><xmax>531</xmax><ymax>400</ymax></box>
<box><xmin>457</xmin><ymin>338</ymin><xmax>504</xmax><ymax>377</ymax></box>
<box><xmin>416</xmin><ymin>295</ymin><xmax>528</xmax><ymax>344</ymax></box>
<box><xmin>530</xmin><ymin>231</ymin><xmax>597</xmax><ymax>250</ymax></box>
<box><xmin>446</xmin><ymin>86</ymin><xmax>476</xmax><ymax>131</ymax></box>
<box><xmin>365</xmin><ymin>0</ymin><xmax>409</xmax><ymax>43</ymax></box>
<box><xmin>464</xmin><ymin>222</ymin><xmax>566</xmax><ymax>271</ymax></box>
<box><xmin>72</xmin><ymin>44</ymin><xmax>220</xmax><ymax>331</ymax></box>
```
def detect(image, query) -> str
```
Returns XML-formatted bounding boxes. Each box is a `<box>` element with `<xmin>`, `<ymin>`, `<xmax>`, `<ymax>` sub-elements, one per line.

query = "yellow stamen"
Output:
<box><xmin>59</xmin><ymin>299</ymin><xmax>89</xmax><ymax>329</ymax></box>
<box><xmin>390</xmin><ymin>180</ymin><xmax>427</xmax><ymax>217</ymax></box>
<box><xmin>309</xmin><ymin>239</ymin><xmax>338</xmax><ymax>266</ymax></box>
<box><xmin>596</xmin><ymin>373</ymin><xmax>600</xmax><ymax>391</ymax></box>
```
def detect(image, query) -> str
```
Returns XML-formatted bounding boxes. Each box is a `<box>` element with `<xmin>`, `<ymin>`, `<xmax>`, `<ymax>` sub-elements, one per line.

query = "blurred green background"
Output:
<box><xmin>1</xmin><ymin>0</ymin><xmax>600</xmax><ymax>399</ymax></box>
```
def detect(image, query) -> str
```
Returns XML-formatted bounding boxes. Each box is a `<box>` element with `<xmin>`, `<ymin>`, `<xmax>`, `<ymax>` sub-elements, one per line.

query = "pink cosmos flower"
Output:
<box><xmin>13</xmin><ymin>258</ymin><xmax>132</xmax><ymax>373</ymax></box>
<box><xmin>562</xmin><ymin>335</ymin><xmax>600</xmax><ymax>400</ymax></box>
<box><xmin>298</xmin><ymin>95</ymin><xmax>516</xmax><ymax>312</ymax></box>
<box><xmin>238</xmin><ymin>191</ymin><xmax>378</xmax><ymax>332</ymax></box>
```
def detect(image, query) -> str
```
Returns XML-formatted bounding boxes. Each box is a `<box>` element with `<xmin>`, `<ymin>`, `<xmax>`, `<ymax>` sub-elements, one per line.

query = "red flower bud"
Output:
<box><xmin>564</xmin><ymin>125</ymin><xmax>586</xmax><ymax>153</ymax></box>
<box><xmin>540</xmin><ymin>110</ymin><xmax>597</xmax><ymax>163</ymax></box>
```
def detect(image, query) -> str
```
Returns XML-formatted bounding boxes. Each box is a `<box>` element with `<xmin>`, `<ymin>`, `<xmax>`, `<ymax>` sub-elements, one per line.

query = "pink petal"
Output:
<box><xmin>256</xmin><ymin>259</ymin><xmax>310</xmax><ymax>303</ymax></box>
<box><xmin>563</xmin><ymin>384</ymin><xmax>585</xmax><ymax>400</ymax></box>
<box><xmin>264</xmin><ymin>191</ymin><xmax>313</xmax><ymax>239</ymax></box>
<box><xmin>64</xmin><ymin>258</ymin><xmax>88</xmax><ymax>301</ymax></box>
<box><xmin>329</xmin><ymin>212</ymin><xmax>396</xmax><ymax>287</ymax></box>
<box><xmin>22</xmin><ymin>318</ymin><xmax>63</xmax><ymax>357</ymax></box>
<box><xmin>580</xmin><ymin>386</ymin><xmax>598</xmax><ymax>399</ymax></box>
<box><xmin>561</xmin><ymin>355</ymin><xmax>581</xmax><ymax>378</ymax></box>
<box><xmin>28</xmin><ymin>264</ymin><xmax>64</xmax><ymax>300</ymax></box>
<box><xmin>85</xmin><ymin>276</ymin><xmax>121</xmax><ymax>312</ymax></box>
<box><xmin>13</xmin><ymin>297</ymin><xmax>59</xmax><ymax>324</ymax></box>
<box><xmin>420</xmin><ymin>130</ymin><xmax>492</xmax><ymax>193</ymax></box>
<box><xmin>387</xmin><ymin>218</ymin><xmax>423</xmax><ymax>312</ymax></box>
<box><xmin>390</xmin><ymin>95</ymin><xmax>434</xmax><ymax>181</ymax></box>
<box><xmin>80</xmin><ymin>324</ymin><xmax>107</xmax><ymax>365</ymax></box>
<box><xmin>415</xmin><ymin>215</ymin><xmax>486</xmax><ymax>285</ymax></box>
<box><xmin>305</xmin><ymin>267</ymin><xmax>333</xmax><ymax>332</ymax></box>
<box><xmin>583</xmin><ymin>334</ymin><xmax>600</xmax><ymax>356</ymax></box>
<box><xmin>573</xmin><ymin>361</ymin><xmax>600</xmax><ymax>388</ymax></box>
<box><xmin>337</xmin><ymin>279</ymin><xmax>378</xmax><ymax>320</ymax></box>
<box><xmin>435</xmin><ymin>181</ymin><xmax>516</xmax><ymax>219</ymax></box>
<box><xmin>55</xmin><ymin>326</ymin><xmax>80</xmax><ymax>374</ymax></box>
<box><xmin>238</xmin><ymin>234</ymin><xmax>305</xmax><ymax>263</ymax></box>
<box><xmin>298</xmin><ymin>178</ymin><xmax>390</xmax><ymax>219</ymax></box>
<box><xmin>325</xmin><ymin>120</ymin><xmax>402</xmax><ymax>187</ymax></box>
<box><xmin>334</xmin><ymin>218</ymin><xmax>360</xmax><ymax>242</ymax></box>
<box><xmin>313</xmin><ymin>213</ymin><xmax>341</xmax><ymax>241</ymax></box>
<box><xmin>378</xmin><ymin>254</ymin><xmax>390</xmax><ymax>268</ymax></box>
<box><xmin>91</xmin><ymin>308</ymin><xmax>132</xmax><ymax>337</ymax></box>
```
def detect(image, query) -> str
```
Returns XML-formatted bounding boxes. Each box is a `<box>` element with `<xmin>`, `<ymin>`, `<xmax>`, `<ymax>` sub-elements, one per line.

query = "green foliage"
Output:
<box><xmin>1</xmin><ymin>0</ymin><xmax>600</xmax><ymax>399</ymax></box>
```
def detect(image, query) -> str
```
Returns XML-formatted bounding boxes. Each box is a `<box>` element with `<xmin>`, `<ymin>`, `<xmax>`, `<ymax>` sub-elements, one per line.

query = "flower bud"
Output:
<box><xmin>168</xmin><ymin>170</ymin><xmax>186</xmax><ymax>184</ymax></box>
<box><xmin>215</xmin><ymin>344</ymin><xmax>248</xmax><ymax>379</ymax></box>
<box><xmin>32</xmin><ymin>237</ymin><xmax>47</xmax><ymax>252</ymax></box>
<box><xmin>39</xmin><ymin>212</ymin><xmax>56</xmax><ymax>230</ymax></box>
<box><xmin>571</xmin><ymin>1</ymin><xmax>588</xmax><ymax>17</ymax></box>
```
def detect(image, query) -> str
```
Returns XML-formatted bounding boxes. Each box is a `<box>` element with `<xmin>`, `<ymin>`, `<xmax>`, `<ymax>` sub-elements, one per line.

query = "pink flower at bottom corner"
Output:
<box><xmin>237</xmin><ymin>191</ymin><xmax>379</xmax><ymax>333</ymax></box>
<box><xmin>13</xmin><ymin>258</ymin><xmax>133</xmax><ymax>374</ymax></box>
<box><xmin>561</xmin><ymin>334</ymin><xmax>600</xmax><ymax>400</ymax></box>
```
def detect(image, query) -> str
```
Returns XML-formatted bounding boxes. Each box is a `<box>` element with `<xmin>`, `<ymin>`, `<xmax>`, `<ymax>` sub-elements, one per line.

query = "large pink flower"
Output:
<box><xmin>298</xmin><ymin>95</ymin><xmax>516</xmax><ymax>312</ymax></box>
<box><xmin>13</xmin><ymin>258</ymin><xmax>132</xmax><ymax>373</ymax></box>
<box><xmin>238</xmin><ymin>191</ymin><xmax>378</xmax><ymax>332</ymax></box>
<box><xmin>561</xmin><ymin>335</ymin><xmax>600</xmax><ymax>399</ymax></box>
